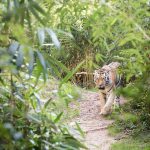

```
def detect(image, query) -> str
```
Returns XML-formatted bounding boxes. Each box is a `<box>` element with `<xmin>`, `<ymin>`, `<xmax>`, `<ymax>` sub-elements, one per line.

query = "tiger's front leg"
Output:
<box><xmin>100</xmin><ymin>91</ymin><xmax>115</xmax><ymax>115</ymax></box>
<box><xmin>99</xmin><ymin>92</ymin><xmax>106</xmax><ymax>115</ymax></box>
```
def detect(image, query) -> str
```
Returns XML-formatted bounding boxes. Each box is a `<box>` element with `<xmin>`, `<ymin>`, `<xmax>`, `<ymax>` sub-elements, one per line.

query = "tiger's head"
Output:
<box><xmin>94</xmin><ymin>68</ymin><xmax>111</xmax><ymax>90</ymax></box>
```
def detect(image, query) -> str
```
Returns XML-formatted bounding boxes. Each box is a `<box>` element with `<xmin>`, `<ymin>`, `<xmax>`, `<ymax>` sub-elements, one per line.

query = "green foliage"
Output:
<box><xmin>121</xmin><ymin>113</ymin><xmax>138</xmax><ymax>124</ymax></box>
<box><xmin>1</xmin><ymin>0</ymin><xmax>46</xmax><ymax>26</ymax></box>
<box><xmin>109</xmin><ymin>110</ymin><xmax>150</xmax><ymax>149</ymax></box>
<box><xmin>0</xmin><ymin>0</ymin><xmax>150</xmax><ymax>149</ymax></box>
<box><xmin>108</xmin><ymin>124</ymin><xmax>121</xmax><ymax>136</ymax></box>
<box><xmin>59</xmin><ymin>82</ymin><xmax>80</xmax><ymax>106</ymax></box>
<box><xmin>41</xmin><ymin>0</ymin><xmax>99</xmax><ymax>70</ymax></box>
<box><xmin>111</xmin><ymin>133</ymin><xmax>150</xmax><ymax>150</ymax></box>
<box><xmin>0</xmin><ymin>1</ymin><xmax>86</xmax><ymax>149</ymax></box>
<box><xmin>89</xmin><ymin>0</ymin><xmax>150</xmax><ymax>132</ymax></box>
<box><xmin>118</xmin><ymin>69</ymin><xmax>150</xmax><ymax>129</ymax></box>
<box><xmin>0</xmin><ymin>74</ymin><xmax>86</xmax><ymax>149</ymax></box>
<box><xmin>52</xmin><ymin>82</ymin><xmax>80</xmax><ymax>122</ymax></box>
<box><xmin>108</xmin><ymin>112</ymin><xmax>138</xmax><ymax>137</ymax></box>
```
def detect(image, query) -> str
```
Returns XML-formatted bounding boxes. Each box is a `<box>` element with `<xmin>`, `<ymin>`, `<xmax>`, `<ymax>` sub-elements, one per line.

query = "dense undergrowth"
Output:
<box><xmin>0</xmin><ymin>0</ymin><xmax>150</xmax><ymax>149</ymax></box>
<box><xmin>111</xmin><ymin>134</ymin><xmax>150</xmax><ymax>150</ymax></box>
<box><xmin>108</xmin><ymin>102</ymin><xmax>150</xmax><ymax>150</ymax></box>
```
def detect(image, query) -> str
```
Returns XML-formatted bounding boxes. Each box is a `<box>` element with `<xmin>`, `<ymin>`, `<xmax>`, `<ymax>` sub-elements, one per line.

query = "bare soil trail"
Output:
<box><xmin>70</xmin><ymin>90</ymin><xmax>116</xmax><ymax>150</ymax></box>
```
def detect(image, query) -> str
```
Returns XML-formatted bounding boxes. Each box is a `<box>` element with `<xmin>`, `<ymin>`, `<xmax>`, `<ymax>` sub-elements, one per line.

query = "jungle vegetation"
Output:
<box><xmin>0</xmin><ymin>0</ymin><xmax>149</xmax><ymax>149</ymax></box>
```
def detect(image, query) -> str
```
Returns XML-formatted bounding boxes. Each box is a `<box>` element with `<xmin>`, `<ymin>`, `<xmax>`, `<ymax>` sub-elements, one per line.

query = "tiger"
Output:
<box><xmin>94</xmin><ymin>62</ymin><xmax>121</xmax><ymax>115</ymax></box>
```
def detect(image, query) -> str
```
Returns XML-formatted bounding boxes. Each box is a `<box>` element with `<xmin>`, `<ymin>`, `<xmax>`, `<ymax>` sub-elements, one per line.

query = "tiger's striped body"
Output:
<box><xmin>94</xmin><ymin>62</ymin><xmax>121</xmax><ymax>115</ymax></box>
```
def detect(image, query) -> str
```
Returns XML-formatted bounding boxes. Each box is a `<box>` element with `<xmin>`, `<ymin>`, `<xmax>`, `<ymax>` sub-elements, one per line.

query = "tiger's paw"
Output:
<box><xmin>99</xmin><ymin>110</ymin><xmax>109</xmax><ymax>116</ymax></box>
<box><xmin>100</xmin><ymin>108</ymin><xmax>111</xmax><ymax>116</ymax></box>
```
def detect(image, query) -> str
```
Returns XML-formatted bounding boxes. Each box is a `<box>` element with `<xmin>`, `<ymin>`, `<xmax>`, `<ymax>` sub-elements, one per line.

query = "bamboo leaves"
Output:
<box><xmin>60</xmin><ymin>60</ymin><xmax>85</xmax><ymax>86</ymax></box>
<box><xmin>2</xmin><ymin>0</ymin><xmax>46</xmax><ymax>26</ymax></box>
<box><xmin>46</xmin><ymin>28</ymin><xmax>61</xmax><ymax>49</ymax></box>
<box><xmin>37</xmin><ymin>28</ymin><xmax>45</xmax><ymax>46</ymax></box>
<box><xmin>37</xmin><ymin>28</ymin><xmax>61</xmax><ymax>49</ymax></box>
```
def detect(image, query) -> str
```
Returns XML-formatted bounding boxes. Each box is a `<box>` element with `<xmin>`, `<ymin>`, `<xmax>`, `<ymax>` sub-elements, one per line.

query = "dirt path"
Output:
<box><xmin>70</xmin><ymin>90</ymin><xmax>116</xmax><ymax>150</ymax></box>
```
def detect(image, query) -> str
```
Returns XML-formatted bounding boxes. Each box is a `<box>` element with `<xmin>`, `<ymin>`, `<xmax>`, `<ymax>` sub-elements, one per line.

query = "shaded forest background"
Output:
<box><xmin>0</xmin><ymin>0</ymin><xmax>149</xmax><ymax>149</ymax></box>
